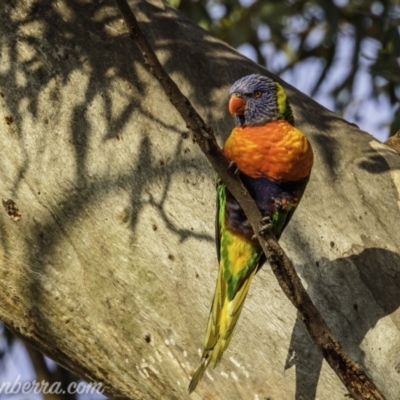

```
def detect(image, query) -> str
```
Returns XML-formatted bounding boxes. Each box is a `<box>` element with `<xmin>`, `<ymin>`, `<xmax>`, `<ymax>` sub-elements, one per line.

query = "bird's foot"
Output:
<box><xmin>258</xmin><ymin>216</ymin><xmax>272</xmax><ymax>236</ymax></box>
<box><xmin>228</xmin><ymin>160</ymin><xmax>239</xmax><ymax>175</ymax></box>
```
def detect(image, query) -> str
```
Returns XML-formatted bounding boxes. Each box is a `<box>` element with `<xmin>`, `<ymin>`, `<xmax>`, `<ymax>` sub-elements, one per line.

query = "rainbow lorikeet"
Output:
<box><xmin>188</xmin><ymin>74</ymin><xmax>314</xmax><ymax>393</ymax></box>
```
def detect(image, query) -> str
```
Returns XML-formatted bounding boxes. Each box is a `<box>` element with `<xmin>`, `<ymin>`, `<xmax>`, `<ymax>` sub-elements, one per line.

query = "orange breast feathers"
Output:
<box><xmin>223</xmin><ymin>120</ymin><xmax>313</xmax><ymax>181</ymax></box>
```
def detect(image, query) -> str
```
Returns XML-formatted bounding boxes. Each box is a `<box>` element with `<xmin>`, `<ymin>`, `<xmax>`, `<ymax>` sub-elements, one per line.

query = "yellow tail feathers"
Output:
<box><xmin>188</xmin><ymin>258</ymin><xmax>258</xmax><ymax>393</ymax></box>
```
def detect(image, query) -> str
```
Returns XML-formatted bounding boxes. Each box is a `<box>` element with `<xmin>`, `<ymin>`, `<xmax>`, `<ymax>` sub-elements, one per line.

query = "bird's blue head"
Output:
<box><xmin>228</xmin><ymin>74</ymin><xmax>294</xmax><ymax>127</ymax></box>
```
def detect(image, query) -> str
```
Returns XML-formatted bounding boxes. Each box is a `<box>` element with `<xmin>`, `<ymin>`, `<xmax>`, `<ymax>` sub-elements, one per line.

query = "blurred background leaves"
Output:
<box><xmin>0</xmin><ymin>0</ymin><xmax>399</xmax><ymax>397</ymax></box>
<box><xmin>169</xmin><ymin>0</ymin><xmax>400</xmax><ymax>139</ymax></box>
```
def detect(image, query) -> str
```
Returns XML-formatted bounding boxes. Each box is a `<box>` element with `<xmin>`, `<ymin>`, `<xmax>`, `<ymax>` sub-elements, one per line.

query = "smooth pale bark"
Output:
<box><xmin>1</xmin><ymin>1</ymin><xmax>400</xmax><ymax>399</ymax></box>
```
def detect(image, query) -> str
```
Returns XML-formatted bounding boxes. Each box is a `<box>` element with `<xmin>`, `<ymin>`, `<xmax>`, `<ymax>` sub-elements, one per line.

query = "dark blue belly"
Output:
<box><xmin>224</xmin><ymin>173</ymin><xmax>308</xmax><ymax>240</ymax></box>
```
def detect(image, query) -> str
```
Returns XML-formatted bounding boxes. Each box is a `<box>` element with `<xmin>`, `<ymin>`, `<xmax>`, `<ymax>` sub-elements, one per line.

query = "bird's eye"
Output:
<box><xmin>254</xmin><ymin>91</ymin><xmax>262</xmax><ymax>98</ymax></box>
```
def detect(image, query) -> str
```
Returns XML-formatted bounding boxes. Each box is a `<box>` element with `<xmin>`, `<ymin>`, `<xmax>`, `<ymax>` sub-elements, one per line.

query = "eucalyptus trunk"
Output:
<box><xmin>1</xmin><ymin>1</ymin><xmax>400</xmax><ymax>399</ymax></box>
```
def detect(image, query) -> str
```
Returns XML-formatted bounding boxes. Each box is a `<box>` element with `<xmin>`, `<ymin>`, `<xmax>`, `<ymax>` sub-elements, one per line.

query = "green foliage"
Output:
<box><xmin>170</xmin><ymin>0</ymin><xmax>400</xmax><ymax>136</ymax></box>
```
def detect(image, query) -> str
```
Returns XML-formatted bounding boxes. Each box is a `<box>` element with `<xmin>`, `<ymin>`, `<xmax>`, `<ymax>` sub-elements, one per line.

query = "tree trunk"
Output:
<box><xmin>1</xmin><ymin>1</ymin><xmax>400</xmax><ymax>399</ymax></box>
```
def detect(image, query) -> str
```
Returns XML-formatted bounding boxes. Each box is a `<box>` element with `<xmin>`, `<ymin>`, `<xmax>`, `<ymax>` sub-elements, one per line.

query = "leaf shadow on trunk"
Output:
<box><xmin>285</xmin><ymin>247</ymin><xmax>400</xmax><ymax>400</ymax></box>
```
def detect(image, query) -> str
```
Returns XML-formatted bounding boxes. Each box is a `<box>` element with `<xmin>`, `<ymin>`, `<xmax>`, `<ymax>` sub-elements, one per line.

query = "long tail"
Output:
<box><xmin>188</xmin><ymin>258</ymin><xmax>258</xmax><ymax>393</ymax></box>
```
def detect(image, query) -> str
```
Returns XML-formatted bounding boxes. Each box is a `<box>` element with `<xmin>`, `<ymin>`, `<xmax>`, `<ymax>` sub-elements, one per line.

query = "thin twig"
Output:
<box><xmin>25</xmin><ymin>342</ymin><xmax>73</xmax><ymax>400</ymax></box>
<box><xmin>113</xmin><ymin>1</ymin><xmax>386</xmax><ymax>399</ymax></box>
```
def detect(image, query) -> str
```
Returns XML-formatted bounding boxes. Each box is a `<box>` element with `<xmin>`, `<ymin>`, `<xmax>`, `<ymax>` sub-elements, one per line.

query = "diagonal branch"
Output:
<box><xmin>113</xmin><ymin>1</ymin><xmax>386</xmax><ymax>399</ymax></box>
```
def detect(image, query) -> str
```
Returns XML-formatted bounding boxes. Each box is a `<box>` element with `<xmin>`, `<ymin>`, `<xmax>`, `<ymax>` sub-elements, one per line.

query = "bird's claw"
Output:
<box><xmin>228</xmin><ymin>160</ymin><xmax>240</xmax><ymax>175</ymax></box>
<box><xmin>258</xmin><ymin>216</ymin><xmax>272</xmax><ymax>236</ymax></box>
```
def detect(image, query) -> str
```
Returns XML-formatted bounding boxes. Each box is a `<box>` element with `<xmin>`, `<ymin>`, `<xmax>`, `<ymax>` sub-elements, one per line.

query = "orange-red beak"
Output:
<box><xmin>229</xmin><ymin>94</ymin><xmax>246</xmax><ymax>116</ymax></box>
